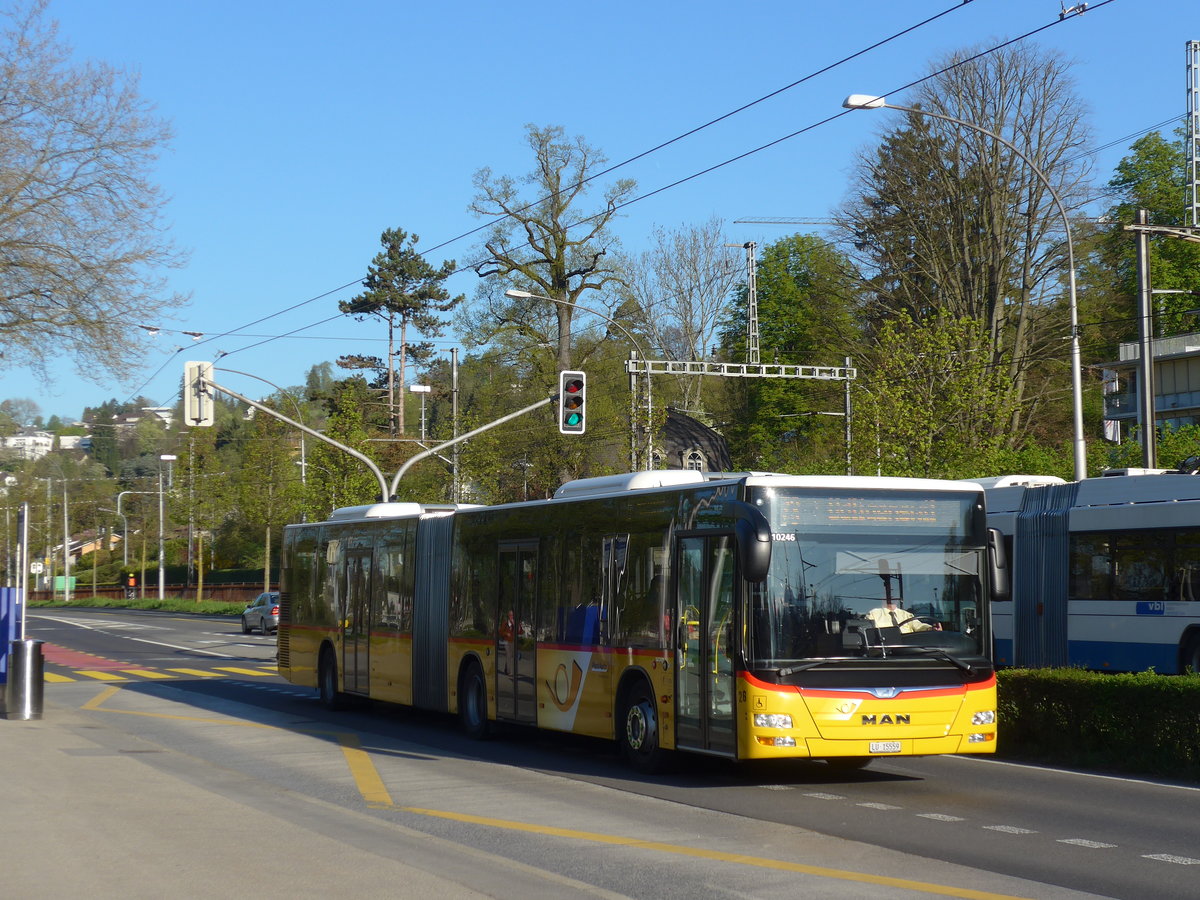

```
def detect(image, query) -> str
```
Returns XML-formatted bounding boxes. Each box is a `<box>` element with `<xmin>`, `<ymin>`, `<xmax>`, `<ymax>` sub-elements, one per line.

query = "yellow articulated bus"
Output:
<box><xmin>279</xmin><ymin>470</ymin><xmax>1003</xmax><ymax>771</ymax></box>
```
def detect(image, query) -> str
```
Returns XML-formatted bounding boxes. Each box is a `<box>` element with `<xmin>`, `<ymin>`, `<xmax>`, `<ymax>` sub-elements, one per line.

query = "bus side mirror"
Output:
<box><xmin>989</xmin><ymin>528</ymin><xmax>1010</xmax><ymax>602</ymax></box>
<box><xmin>722</xmin><ymin>500</ymin><xmax>772</xmax><ymax>583</ymax></box>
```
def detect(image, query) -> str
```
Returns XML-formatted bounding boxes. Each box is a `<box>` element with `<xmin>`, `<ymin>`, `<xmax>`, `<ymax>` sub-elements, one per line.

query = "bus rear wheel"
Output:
<box><xmin>1181</xmin><ymin>633</ymin><xmax>1200</xmax><ymax>674</ymax></box>
<box><xmin>619</xmin><ymin>684</ymin><xmax>668</xmax><ymax>773</ymax></box>
<box><xmin>458</xmin><ymin>662</ymin><xmax>491</xmax><ymax>740</ymax></box>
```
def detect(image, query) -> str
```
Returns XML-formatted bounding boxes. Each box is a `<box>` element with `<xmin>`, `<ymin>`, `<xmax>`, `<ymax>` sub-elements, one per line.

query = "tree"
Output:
<box><xmin>853</xmin><ymin>313</ymin><xmax>1019</xmax><ymax>479</ymax></box>
<box><xmin>1097</xmin><ymin>130</ymin><xmax>1200</xmax><ymax>341</ymax></box>
<box><xmin>0</xmin><ymin>1</ymin><xmax>185</xmax><ymax>384</ymax></box>
<box><xmin>468</xmin><ymin>124</ymin><xmax>636</xmax><ymax>372</ymax></box>
<box><xmin>840</xmin><ymin>43</ymin><xmax>1094</xmax><ymax>446</ymax></box>
<box><xmin>237</xmin><ymin>414</ymin><xmax>304</xmax><ymax>592</ymax></box>
<box><xmin>620</xmin><ymin>217</ymin><xmax>739</xmax><ymax>412</ymax></box>
<box><xmin>338</xmin><ymin>228</ymin><xmax>461</xmax><ymax>435</ymax></box>
<box><xmin>0</xmin><ymin>397</ymin><xmax>39</xmax><ymax>427</ymax></box>
<box><xmin>303</xmin><ymin>378</ymin><xmax>380</xmax><ymax>520</ymax></box>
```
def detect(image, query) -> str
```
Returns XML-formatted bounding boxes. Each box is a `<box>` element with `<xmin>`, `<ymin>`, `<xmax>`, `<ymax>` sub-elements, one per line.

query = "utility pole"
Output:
<box><xmin>1124</xmin><ymin>212</ymin><xmax>1200</xmax><ymax>468</ymax></box>
<box><xmin>1135</xmin><ymin>209</ymin><xmax>1157</xmax><ymax>469</ymax></box>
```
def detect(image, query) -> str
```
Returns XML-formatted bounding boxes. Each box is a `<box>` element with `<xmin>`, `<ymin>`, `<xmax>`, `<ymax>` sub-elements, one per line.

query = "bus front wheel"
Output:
<box><xmin>458</xmin><ymin>663</ymin><xmax>491</xmax><ymax>740</ymax></box>
<box><xmin>619</xmin><ymin>684</ymin><xmax>668</xmax><ymax>773</ymax></box>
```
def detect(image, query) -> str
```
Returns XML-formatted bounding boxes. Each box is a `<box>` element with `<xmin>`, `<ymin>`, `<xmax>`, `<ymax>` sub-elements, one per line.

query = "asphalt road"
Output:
<box><xmin>23</xmin><ymin>607</ymin><xmax>1200</xmax><ymax>899</ymax></box>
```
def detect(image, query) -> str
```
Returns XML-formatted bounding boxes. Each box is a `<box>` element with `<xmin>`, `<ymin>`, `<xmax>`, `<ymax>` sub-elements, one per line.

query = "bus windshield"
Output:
<box><xmin>747</xmin><ymin>488</ymin><xmax>988</xmax><ymax>668</ymax></box>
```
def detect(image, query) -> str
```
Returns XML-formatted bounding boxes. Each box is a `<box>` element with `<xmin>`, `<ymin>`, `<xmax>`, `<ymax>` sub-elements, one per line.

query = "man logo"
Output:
<box><xmin>861</xmin><ymin>714</ymin><xmax>911</xmax><ymax>725</ymax></box>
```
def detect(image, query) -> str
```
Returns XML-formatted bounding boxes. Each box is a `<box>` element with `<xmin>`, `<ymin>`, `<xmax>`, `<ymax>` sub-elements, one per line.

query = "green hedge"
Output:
<box><xmin>28</xmin><ymin>597</ymin><xmax>247</xmax><ymax>616</ymax></box>
<box><xmin>998</xmin><ymin>668</ymin><xmax>1200</xmax><ymax>780</ymax></box>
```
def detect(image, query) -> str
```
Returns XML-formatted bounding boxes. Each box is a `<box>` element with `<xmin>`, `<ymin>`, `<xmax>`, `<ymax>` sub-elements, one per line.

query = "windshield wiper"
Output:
<box><xmin>777</xmin><ymin>658</ymin><xmax>852</xmax><ymax>677</ymax></box>
<box><xmin>908</xmin><ymin>646</ymin><xmax>978</xmax><ymax>675</ymax></box>
<box><xmin>776</xmin><ymin>648</ymin><xmax>980</xmax><ymax>678</ymax></box>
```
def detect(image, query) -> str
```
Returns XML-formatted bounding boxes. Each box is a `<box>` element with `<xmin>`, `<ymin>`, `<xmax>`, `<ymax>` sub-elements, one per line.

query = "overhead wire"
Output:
<box><xmin>139</xmin><ymin>0</ymin><xmax>984</xmax><ymax>390</ymax></box>
<box><xmin>138</xmin><ymin>0</ymin><xmax>1131</xmax><ymax>410</ymax></box>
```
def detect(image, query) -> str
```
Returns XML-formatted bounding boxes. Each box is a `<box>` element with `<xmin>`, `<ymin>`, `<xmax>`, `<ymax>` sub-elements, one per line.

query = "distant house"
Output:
<box><xmin>45</xmin><ymin>530</ymin><xmax>122</xmax><ymax>566</ymax></box>
<box><xmin>650</xmin><ymin>409</ymin><xmax>733</xmax><ymax>473</ymax></box>
<box><xmin>1102</xmin><ymin>331</ymin><xmax>1200</xmax><ymax>441</ymax></box>
<box><xmin>141</xmin><ymin>407</ymin><xmax>174</xmax><ymax>427</ymax></box>
<box><xmin>2</xmin><ymin>430</ymin><xmax>54</xmax><ymax>461</ymax></box>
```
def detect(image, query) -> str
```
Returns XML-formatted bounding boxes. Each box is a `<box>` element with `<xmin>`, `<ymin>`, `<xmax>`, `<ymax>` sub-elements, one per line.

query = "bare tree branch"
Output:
<box><xmin>0</xmin><ymin>0</ymin><xmax>186</xmax><ymax>384</ymax></box>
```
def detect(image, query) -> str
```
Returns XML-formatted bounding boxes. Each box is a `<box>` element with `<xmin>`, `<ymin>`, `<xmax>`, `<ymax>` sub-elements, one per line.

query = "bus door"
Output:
<box><xmin>342</xmin><ymin>550</ymin><xmax>372</xmax><ymax>694</ymax></box>
<box><xmin>675</xmin><ymin>533</ymin><xmax>737</xmax><ymax>756</ymax></box>
<box><xmin>496</xmin><ymin>541</ymin><xmax>538</xmax><ymax>723</ymax></box>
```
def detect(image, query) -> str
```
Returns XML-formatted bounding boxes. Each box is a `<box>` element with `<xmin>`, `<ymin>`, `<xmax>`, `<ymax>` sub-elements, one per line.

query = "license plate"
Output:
<box><xmin>869</xmin><ymin>741</ymin><xmax>902</xmax><ymax>754</ymax></box>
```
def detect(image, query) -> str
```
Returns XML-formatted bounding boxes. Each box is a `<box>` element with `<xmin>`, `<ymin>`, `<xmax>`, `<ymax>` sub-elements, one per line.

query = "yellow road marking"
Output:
<box><xmin>336</xmin><ymin>733</ymin><xmax>394</xmax><ymax>808</ymax></box>
<box><xmin>166</xmin><ymin>668</ymin><xmax>223</xmax><ymax>677</ymax></box>
<box><xmin>44</xmin><ymin>672</ymin><xmax>75</xmax><ymax>683</ymax></box>
<box><xmin>122</xmin><ymin>669</ymin><xmax>176</xmax><ymax>679</ymax></box>
<box><xmin>76</xmin><ymin>670</ymin><xmax>129</xmax><ymax>682</ymax></box>
<box><xmin>402</xmin><ymin>806</ymin><xmax>1035</xmax><ymax>900</ymax></box>
<box><xmin>214</xmin><ymin>667</ymin><xmax>277</xmax><ymax>677</ymax></box>
<box><xmin>76</xmin><ymin>686</ymin><xmax>1026</xmax><ymax>900</ymax></box>
<box><xmin>82</xmin><ymin>685</ymin><xmax>123</xmax><ymax>709</ymax></box>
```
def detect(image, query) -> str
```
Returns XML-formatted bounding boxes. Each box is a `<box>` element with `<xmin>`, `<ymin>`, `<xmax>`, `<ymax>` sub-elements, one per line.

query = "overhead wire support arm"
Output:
<box><xmin>625</xmin><ymin>359</ymin><xmax>856</xmax><ymax>380</ymax></box>
<box><xmin>199</xmin><ymin>374</ymin><xmax>391</xmax><ymax>502</ymax></box>
<box><xmin>390</xmin><ymin>394</ymin><xmax>557</xmax><ymax>497</ymax></box>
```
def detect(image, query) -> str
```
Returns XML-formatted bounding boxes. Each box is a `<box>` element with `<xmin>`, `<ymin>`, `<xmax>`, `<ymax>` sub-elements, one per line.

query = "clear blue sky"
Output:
<box><xmin>3</xmin><ymin>0</ymin><xmax>1192</xmax><ymax>421</ymax></box>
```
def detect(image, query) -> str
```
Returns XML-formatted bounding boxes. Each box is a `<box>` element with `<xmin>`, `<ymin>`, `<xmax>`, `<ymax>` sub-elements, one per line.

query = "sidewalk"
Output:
<box><xmin>0</xmin><ymin>697</ymin><xmax>491</xmax><ymax>900</ymax></box>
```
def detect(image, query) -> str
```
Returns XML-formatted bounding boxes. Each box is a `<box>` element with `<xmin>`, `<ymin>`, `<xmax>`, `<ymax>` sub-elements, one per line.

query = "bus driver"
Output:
<box><xmin>866</xmin><ymin>598</ymin><xmax>940</xmax><ymax>633</ymax></box>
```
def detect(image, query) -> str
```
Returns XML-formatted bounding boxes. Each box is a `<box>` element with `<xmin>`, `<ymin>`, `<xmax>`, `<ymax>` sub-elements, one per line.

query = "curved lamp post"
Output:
<box><xmin>843</xmin><ymin>94</ymin><xmax>1087</xmax><ymax>481</ymax></box>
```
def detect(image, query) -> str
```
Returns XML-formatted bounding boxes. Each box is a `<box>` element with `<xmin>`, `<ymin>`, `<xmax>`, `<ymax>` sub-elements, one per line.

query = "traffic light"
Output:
<box><xmin>558</xmin><ymin>370</ymin><xmax>586</xmax><ymax>434</ymax></box>
<box><xmin>184</xmin><ymin>361</ymin><xmax>214</xmax><ymax>427</ymax></box>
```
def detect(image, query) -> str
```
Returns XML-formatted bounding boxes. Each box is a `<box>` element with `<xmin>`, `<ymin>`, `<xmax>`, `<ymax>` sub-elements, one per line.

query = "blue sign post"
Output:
<box><xmin>0</xmin><ymin>587</ymin><xmax>17</xmax><ymax>684</ymax></box>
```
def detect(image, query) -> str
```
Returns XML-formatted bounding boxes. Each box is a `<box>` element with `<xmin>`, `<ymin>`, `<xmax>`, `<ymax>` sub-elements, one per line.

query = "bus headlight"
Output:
<box><xmin>971</xmin><ymin>710</ymin><xmax>996</xmax><ymax>725</ymax></box>
<box><xmin>754</xmin><ymin>713</ymin><xmax>793</xmax><ymax>729</ymax></box>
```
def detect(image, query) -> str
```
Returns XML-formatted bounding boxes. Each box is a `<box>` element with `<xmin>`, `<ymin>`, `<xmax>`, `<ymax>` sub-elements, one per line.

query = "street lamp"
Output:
<box><xmin>503</xmin><ymin>288</ymin><xmax>651</xmax><ymax>468</ymax></box>
<box><xmin>158</xmin><ymin>454</ymin><xmax>176</xmax><ymax>600</ymax></box>
<box><xmin>842</xmin><ymin>93</ymin><xmax>1087</xmax><ymax>481</ymax></box>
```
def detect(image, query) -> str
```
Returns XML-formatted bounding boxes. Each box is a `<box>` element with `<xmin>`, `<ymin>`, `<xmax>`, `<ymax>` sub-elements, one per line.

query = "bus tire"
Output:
<box><xmin>1181</xmin><ymin>633</ymin><xmax>1200</xmax><ymax>674</ymax></box>
<box><xmin>318</xmin><ymin>647</ymin><xmax>345</xmax><ymax>711</ymax></box>
<box><xmin>458</xmin><ymin>662</ymin><xmax>491</xmax><ymax>740</ymax></box>
<box><xmin>618</xmin><ymin>682</ymin><xmax>669</xmax><ymax>774</ymax></box>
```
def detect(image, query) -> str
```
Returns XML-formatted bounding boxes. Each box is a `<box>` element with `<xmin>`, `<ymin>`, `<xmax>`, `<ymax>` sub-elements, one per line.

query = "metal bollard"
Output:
<box><xmin>5</xmin><ymin>639</ymin><xmax>44</xmax><ymax>720</ymax></box>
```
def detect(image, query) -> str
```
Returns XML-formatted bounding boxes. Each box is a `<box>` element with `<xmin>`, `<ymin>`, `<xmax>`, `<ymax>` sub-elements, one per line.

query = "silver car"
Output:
<box><xmin>241</xmin><ymin>591</ymin><xmax>280</xmax><ymax>635</ymax></box>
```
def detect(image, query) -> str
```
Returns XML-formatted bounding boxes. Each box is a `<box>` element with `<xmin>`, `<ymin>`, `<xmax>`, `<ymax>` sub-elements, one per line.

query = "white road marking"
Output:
<box><xmin>916</xmin><ymin>813</ymin><xmax>965</xmax><ymax>822</ymax></box>
<box><xmin>983</xmin><ymin>825</ymin><xmax>1038</xmax><ymax>834</ymax></box>
<box><xmin>31</xmin><ymin>613</ymin><xmax>249</xmax><ymax>659</ymax></box>
<box><xmin>1058</xmin><ymin>839</ymin><xmax>1117</xmax><ymax>849</ymax></box>
<box><xmin>1143</xmin><ymin>854</ymin><xmax>1200</xmax><ymax>865</ymax></box>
